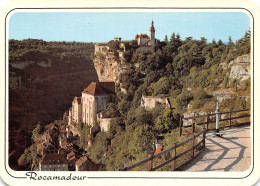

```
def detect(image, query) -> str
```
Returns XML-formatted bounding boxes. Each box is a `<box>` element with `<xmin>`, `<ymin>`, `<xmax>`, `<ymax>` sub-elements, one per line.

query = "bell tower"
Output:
<box><xmin>149</xmin><ymin>20</ymin><xmax>155</xmax><ymax>46</ymax></box>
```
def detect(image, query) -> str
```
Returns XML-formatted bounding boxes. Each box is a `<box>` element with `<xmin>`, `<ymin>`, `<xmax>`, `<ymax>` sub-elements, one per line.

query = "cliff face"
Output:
<box><xmin>93</xmin><ymin>52</ymin><xmax>130</xmax><ymax>83</ymax></box>
<box><xmin>8</xmin><ymin>40</ymin><xmax>98</xmax><ymax>170</ymax></box>
<box><xmin>229</xmin><ymin>54</ymin><xmax>250</xmax><ymax>81</ymax></box>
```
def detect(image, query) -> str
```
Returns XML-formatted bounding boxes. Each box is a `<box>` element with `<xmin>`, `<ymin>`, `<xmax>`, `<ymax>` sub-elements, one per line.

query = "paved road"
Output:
<box><xmin>183</xmin><ymin>125</ymin><xmax>251</xmax><ymax>171</ymax></box>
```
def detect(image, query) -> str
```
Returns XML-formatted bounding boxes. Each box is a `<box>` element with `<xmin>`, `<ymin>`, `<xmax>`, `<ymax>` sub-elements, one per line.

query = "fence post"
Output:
<box><xmin>192</xmin><ymin>122</ymin><xmax>195</xmax><ymax>135</ymax></box>
<box><xmin>206</xmin><ymin>114</ymin><xmax>209</xmax><ymax>131</ymax></box>
<box><xmin>203</xmin><ymin>130</ymin><xmax>206</xmax><ymax>149</ymax></box>
<box><xmin>229</xmin><ymin>112</ymin><xmax>232</xmax><ymax>127</ymax></box>
<box><xmin>172</xmin><ymin>145</ymin><xmax>176</xmax><ymax>171</ymax></box>
<box><xmin>179</xmin><ymin>116</ymin><xmax>183</xmax><ymax>137</ymax></box>
<box><xmin>148</xmin><ymin>154</ymin><xmax>153</xmax><ymax>171</ymax></box>
<box><xmin>192</xmin><ymin>135</ymin><xmax>195</xmax><ymax>158</ymax></box>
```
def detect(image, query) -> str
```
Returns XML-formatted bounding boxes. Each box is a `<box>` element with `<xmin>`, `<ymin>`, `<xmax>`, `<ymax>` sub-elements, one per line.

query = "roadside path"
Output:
<box><xmin>183</xmin><ymin>125</ymin><xmax>251</xmax><ymax>171</ymax></box>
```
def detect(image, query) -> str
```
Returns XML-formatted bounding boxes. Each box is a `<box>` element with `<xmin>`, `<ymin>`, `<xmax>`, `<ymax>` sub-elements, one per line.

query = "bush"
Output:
<box><xmin>153</xmin><ymin>77</ymin><xmax>170</xmax><ymax>96</ymax></box>
<box><xmin>176</xmin><ymin>91</ymin><xmax>193</xmax><ymax>114</ymax></box>
<box><xmin>32</xmin><ymin>122</ymin><xmax>43</xmax><ymax>135</ymax></box>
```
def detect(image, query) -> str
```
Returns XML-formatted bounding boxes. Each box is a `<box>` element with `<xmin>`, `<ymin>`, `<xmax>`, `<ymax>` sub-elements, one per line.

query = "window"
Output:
<box><xmin>57</xmin><ymin>164</ymin><xmax>60</xmax><ymax>167</ymax></box>
<box><xmin>63</xmin><ymin>164</ymin><xmax>66</xmax><ymax>167</ymax></box>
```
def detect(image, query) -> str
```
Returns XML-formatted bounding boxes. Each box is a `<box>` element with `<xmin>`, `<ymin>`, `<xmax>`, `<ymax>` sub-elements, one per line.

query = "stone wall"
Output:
<box><xmin>136</xmin><ymin>45</ymin><xmax>153</xmax><ymax>52</ymax></box>
<box><xmin>141</xmin><ymin>95</ymin><xmax>169</xmax><ymax>109</ymax></box>
<box><xmin>99</xmin><ymin>118</ymin><xmax>112</xmax><ymax>132</ymax></box>
<box><xmin>183</xmin><ymin>111</ymin><xmax>208</xmax><ymax>126</ymax></box>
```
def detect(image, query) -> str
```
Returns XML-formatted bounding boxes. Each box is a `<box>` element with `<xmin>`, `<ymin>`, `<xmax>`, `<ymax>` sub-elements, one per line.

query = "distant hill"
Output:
<box><xmin>8</xmin><ymin>39</ymin><xmax>98</xmax><ymax>170</ymax></box>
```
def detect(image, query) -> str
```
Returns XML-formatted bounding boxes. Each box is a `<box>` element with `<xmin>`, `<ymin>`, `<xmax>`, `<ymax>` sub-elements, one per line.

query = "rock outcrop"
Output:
<box><xmin>229</xmin><ymin>54</ymin><xmax>250</xmax><ymax>81</ymax></box>
<box><xmin>93</xmin><ymin>52</ymin><xmax>130</xmax><ymax>83</ymax></box>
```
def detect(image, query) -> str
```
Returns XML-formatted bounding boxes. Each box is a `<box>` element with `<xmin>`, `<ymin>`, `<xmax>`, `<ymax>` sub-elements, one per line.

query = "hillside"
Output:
<box><xmin>9</xmin><ymin>39</ymin><xmax>98</xmax><ymax>170</ymax></box>
<box><xmin>87</xmin><ymin>31</ymin><xmax>251</xmax><ymax>170</ymax></box>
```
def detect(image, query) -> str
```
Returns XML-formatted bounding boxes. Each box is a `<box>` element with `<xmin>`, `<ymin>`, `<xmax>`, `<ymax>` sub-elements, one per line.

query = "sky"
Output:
<box><xmin>8</xmin><ymin>12</ymin><xmax>251</xmax><ymax>43</ymax></box>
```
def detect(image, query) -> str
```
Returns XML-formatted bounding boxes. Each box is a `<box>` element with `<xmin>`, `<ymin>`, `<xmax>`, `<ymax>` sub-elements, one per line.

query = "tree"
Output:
<box><xmin>153</xmin><ymin>77</ymin><xmax>170</xmax><ymax>96</ymax></box>
<box><xmin>155</xmin><ymin>109</ymin><xmax>177</xmax><ymax>134</ymax></box>
<box><xmin>18</xmin><ymin>153</ymin><xmax>26</xmax><ymax>167</ymax></box>
<box><xmin>217</xmin><ymin>39</ymin><xmax>223</xmax><ymax>46</ymax></box>
<box><xmin>107</xmin><ymin>40</ymin><xmax>120</xmax><ymax>51</ymax></box>
<box><xmin>176</xmin><ymin>91</ymin><xmax>193</xmax><ymax>114</ymax></box>
<box><xmin>228</xmin><ymin>36</ymin><xmax>234</xmax><ymax>46</ymax></box>
<box><xmin>128</xmin><ymin>124</ymin><xmax>154</xmax><ymax>161</ymax></box>
<box><xmin>105</xmin><ymin>103</ymin><xmax>118</xmax><ymax>117</ymax></box>
<box><xmin>90</xmin><ymin>131</ymin><xmax>109</xmax><ymax>165</ymax></box>
<box><xmin>164</xmin><ymin>35</ymin><xmax>168</xmax><ymax>44</ymax></box>
<box><xmin>32</xmin><ymin>122</ymin><xmax>43</xmax><ymax>135</ymax></box>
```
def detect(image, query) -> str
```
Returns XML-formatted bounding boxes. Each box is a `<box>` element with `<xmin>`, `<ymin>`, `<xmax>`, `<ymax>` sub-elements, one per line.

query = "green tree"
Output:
<box><xmin>164</xmin><ymin>35</ymin><xmax>168</xmax><ymax>44</ymax></box>
<box><xmin>155</xmin><ymin>109</ymin><xmax>177</xmax><ymax>134</ymax></box>
<box><xmin>32</xmin><ymin>122</ymin><xmax>43</xmax><ymax>135</ymax></box>
<box><xmin>90</xmin><ymin>131</ymin><xmax>109</xmax><ymax>165</ymax></box>
<box><xmin>128</xmin><ymin>124</ymin><xmax>154</xmax><ymax>162</ymax></box>
<box><xmin>153</xmin><ymin>77</ymin><xmax>170</xmax><ymax>96</ymax></box>
<box><xmin>176</xmin><ymin>91</ymin><xmax>193</xmax><ymax>114</ymax></box>
<box><xmin>107</xmin><ymin>40</ymin><xmax>120</xmax><ymax>51</ymax></box>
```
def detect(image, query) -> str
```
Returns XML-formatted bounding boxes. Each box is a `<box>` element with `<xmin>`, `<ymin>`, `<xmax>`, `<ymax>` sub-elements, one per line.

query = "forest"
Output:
<box><xmin>87</xmin><ymin>31</ymin><xmax>251</xmax><ymax>170</ymax></box>
<box><xmin>9</xmin><ymin>39</ymin><xmax>97</xmax><ymax>170</ymax></box>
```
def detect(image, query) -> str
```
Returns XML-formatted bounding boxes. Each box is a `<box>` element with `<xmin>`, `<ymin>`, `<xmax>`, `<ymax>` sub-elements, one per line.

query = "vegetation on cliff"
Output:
<box><xmin>9</xmin><ymin>39</ymin><xmax>97</xmax><ymax>170</ymax></box>
<box><xmin>88</xmin><ymin>30</ymin><xmax>251</xmax><ymax>170</ymax></box>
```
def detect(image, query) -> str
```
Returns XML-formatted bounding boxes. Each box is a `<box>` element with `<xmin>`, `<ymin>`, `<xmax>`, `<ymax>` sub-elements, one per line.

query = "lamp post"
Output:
<box><xmin>215</xmin><ymin>101</ymin><xmax>220</xmax><ymax>133</ymax></box>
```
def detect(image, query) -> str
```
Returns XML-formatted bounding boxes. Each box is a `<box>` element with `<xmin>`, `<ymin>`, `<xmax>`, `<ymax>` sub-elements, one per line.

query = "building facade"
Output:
<box><xmin>72</xmin><ymin>97</ymin><xmax>82</xmax><ymax>124</ymax></box>
<box><xmin>141</xmin><ymin>94</ymin><xmax>170</xmax><ymax>109</ymax></box>
<box><xmin>69</xmin><ymin>82</ymin><xmax>115</xmax><ymax>127</ymax></box>
<box><xmin>39</xmin><ymin>153</ymin><xmax>68</xmax><ymax>171</ymax></box>
<box><xmin>135</xmin><ymin>20</ymin><xmax>156</xmax><ymax>51</ymax></box>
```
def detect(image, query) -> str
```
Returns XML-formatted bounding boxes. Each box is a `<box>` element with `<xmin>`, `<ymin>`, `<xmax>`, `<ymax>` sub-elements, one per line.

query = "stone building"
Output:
<box><xmin>93</xmin><ymin>21</ymin><xmax>156</xmax><ymax>83</ymax></box>
<box><xmin>135</xmin><ymin>20</ymin><xmax>156</xmax><ymax>51</ymax></box>
<box><xmin>94</xmin><ymin>43</ymin><xmax>109</xmax><ymax>54</ymax></box>
<box><xmin>39</xmin><ymin>153</ymin><xmax>68</xmax><ymax>171</ymax></box>
<box><xmin>69</xmin><ymin>82</ymin><xmax>115</xmax><ymax>127</ymax></box>
<box><xmin>72</xmin><ymin>97</ymin><xmax>82</xmax><ymax>124</ymax></box>
<box><xmin>81</xmin><ymin>82</ymin><xmax>115</xmax><ymax>126</ymax></box>
<box><xmin>141</xmin><ymin>94</ymin><xmax>170</xmax><ymax>109</ymax></box>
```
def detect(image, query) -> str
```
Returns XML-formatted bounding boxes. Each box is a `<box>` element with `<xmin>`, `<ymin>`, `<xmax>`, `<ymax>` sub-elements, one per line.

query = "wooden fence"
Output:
<box><xmin>119</xmin><ymin>108</ymin><xmax>250</xmax><ymax>171</ymax></box>
<box><xmin>179</xmin><ymin>108</ymin><xmax>250</xmax><ymax>136</ymax></box>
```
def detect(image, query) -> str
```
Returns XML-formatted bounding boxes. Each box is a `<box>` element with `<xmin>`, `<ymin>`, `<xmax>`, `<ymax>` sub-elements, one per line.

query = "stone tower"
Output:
<box><xmin>149</xmin><ymin>20</ymin><xmax>155</xmax><ymax>47</ymax></box>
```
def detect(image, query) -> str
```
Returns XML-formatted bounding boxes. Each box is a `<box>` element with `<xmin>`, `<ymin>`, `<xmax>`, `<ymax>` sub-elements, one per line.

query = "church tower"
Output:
<box><xmin>149</xmin><ymin>20</ymin><xmax>155</xmax><ymax>46</ymax></box>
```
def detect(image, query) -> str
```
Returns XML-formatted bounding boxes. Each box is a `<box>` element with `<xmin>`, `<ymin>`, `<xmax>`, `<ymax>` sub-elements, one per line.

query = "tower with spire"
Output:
<box><xmin>134</xmin><ymin>20</ymin><xmax>156</xmax><ymax>51</ymax></box>
<box><xmin>149</xmin><ymin>20</ymin><xmax>155</xmax><ymax>47</ymax></box>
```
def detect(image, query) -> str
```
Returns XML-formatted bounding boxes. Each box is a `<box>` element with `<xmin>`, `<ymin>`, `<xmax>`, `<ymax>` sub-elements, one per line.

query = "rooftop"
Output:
<box><xmin>40</xmin><ymin>153</ymin><xmax>68</xmax><ymax>165</ymax></box>
<box><xmin>72</xmin><ymin>96</ymin><xmax>81</xmax><ymax>104</ymax></box>
<box><xmin>82</xmin><ymin>82</ymin><xmax>115</xmax><ymax>96</ymax></box>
